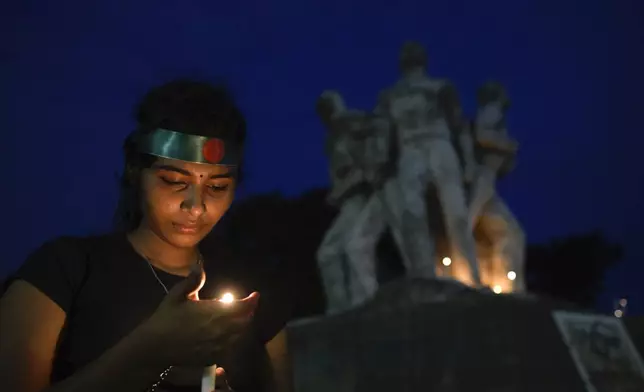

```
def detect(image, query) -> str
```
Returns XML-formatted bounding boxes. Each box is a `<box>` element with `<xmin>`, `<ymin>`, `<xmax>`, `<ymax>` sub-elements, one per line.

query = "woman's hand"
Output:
<box><xmin>213</xmin><ymin>367</ymin><xmax>234</xmax><ymax>392</ymax></box>
<box><xmin>138</xmin><ymin>265</ymin><xmax>259</xmax><ymax>367</ymax></box>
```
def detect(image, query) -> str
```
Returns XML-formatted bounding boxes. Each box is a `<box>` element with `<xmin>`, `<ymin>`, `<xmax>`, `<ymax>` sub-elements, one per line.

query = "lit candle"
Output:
<box><xmin>201</xmin><ymin>292</ymin><xmax>235</xmax><ymax>392</ymax></box>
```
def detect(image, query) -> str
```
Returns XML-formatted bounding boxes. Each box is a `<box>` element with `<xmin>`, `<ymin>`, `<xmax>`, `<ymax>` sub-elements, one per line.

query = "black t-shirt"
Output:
<box><xmin>3</xmin><ymin>232</ymin><xmax>292</xmax><ymax>392</ymax></box>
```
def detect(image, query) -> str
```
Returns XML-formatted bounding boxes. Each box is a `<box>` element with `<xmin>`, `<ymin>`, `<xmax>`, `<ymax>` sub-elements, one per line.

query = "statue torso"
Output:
<box><xmin>475</xmin><ymin>102</ymin><xmax>515</xmax><ymax>174</ymax></box>
<box><xmin>475</xmin><ymin>103</ymin><xmax>506</xmax><ymax>133</ymax></box>
<box><xmin>382</xmin><ymin>76</ymin><xmax>450</xmax><ymax>144</ymax></box>
<box><xmin>326</xmin><ymin>111</ymin><xmax>371</xmax><ymax>201</ymax></box>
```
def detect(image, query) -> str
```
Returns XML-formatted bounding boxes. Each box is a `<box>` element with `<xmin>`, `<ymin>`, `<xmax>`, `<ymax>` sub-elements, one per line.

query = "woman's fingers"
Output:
<box><xmin>214</xmin><ymin>367</ymin><xmax>233</xmax><ymax>391</ymax></box>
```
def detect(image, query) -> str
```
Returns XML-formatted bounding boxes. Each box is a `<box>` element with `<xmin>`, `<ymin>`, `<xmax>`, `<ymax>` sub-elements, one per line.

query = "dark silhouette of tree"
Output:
<box><xmin>525</xmin><ymin>232</ymin><xmax>623</xmax><ymax>308</ymax></box>
<box><xmin>204</xmin><ymin>189</ymin><xmax>623</xmax><ymax>317</ymax></box>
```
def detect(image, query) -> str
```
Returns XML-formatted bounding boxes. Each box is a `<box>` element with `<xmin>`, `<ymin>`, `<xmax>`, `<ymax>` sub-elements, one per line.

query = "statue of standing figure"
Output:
<box><xmin>377</xmin><ymin>42</ymin><xmax>482</xmax><ymax>286</ymax></box>
<box><xmin>317</xmin><ymin>90</ymin><xmax>413</xmax><ymax>313</ymax></box>
<box><xmin>469</xmin><ymin>81</ymin><xmax>517</xmax><ymax>227</ymax></box>
<box><xmin>342</xmin><ymin>110</ymin><xmax>414</xmax><ymax>310</ymax></box>
<box><xmin>315</xmin><ymin>91</ymin><xmax>373</xmax><ymax>313</ymax></box>
<box><xmin>469</xmin><ymin>81</ymin><xmax>526</xmax><ymax>292</ymax></box>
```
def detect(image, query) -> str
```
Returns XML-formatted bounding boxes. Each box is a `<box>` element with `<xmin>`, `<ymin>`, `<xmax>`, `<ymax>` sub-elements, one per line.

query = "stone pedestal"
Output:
<box><xmin>286</xmin><ymin>278</ymin><xmax>638</xmax><ymax>392</ymax></box>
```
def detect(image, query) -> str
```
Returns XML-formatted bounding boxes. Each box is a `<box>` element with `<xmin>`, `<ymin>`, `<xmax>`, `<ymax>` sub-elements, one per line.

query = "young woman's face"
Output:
<box><xmin>139</xmin><ymin>157</ymin><xmax>236</xmax><ymax>248</ymax></box>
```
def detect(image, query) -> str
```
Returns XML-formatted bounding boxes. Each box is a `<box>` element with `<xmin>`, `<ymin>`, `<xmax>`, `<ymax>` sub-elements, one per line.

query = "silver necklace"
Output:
<box><xmin>144</xmin><ymin>253</ymin><xmax>203</xmax><ymax>392</ymax></box>
<box><xmin>145</xmin><ymin>253</ymin><xmax>204</xmax><ymax>294</ymax></box>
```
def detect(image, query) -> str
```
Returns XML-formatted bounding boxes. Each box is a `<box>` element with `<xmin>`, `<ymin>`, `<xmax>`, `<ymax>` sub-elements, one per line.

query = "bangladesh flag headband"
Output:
<box><xmin>135</xmin><ymin>128</ymin><xmax>241</xmax><ymax>166</ymax></box>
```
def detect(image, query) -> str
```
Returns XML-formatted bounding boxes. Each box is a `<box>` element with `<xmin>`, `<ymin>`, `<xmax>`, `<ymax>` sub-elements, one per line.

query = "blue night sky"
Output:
<box><xmin>2</xmin><ymin>1</ymin><xmax>643</xmax><ymax>313</ymax></box>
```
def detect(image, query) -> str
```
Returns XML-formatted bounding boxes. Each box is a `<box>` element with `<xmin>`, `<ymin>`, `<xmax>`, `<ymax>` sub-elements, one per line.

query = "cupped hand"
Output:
<box><xmin>140</xmin><ymin>265</ymin><xmax>259</xmax><ymax>367</ymax></box>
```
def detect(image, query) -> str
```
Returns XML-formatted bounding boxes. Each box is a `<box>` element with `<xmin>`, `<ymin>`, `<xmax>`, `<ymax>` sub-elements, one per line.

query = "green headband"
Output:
<box><xmin>135</xmin><ymin>128</ymin><xmax>241</xmax><ymax>166</ymax></box>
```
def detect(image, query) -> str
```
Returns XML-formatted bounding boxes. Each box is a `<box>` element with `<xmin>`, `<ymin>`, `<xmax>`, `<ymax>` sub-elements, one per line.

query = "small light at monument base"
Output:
<box><xmin>442</xmin><ymin>257</ymin><xmax>452</xmax><ymax>266</ymax></box>
<box><xmin>507</xmin><ymin>271</ymin><xmax>516</xmax><ymax>281</ymax></box>
<box><xmin>614</xmin><ymin>309</ymin><xmax>623</xmax><ymax>318</ymax></box>
<box><xmin>219</xmin><ymin>292</ymin><xmax>235</xmax><ymax>304</ymax></box>
<box><xmin>492</xmin><ymin>285</ymin><xmax>502</xmax><ymax>294</ymax></box>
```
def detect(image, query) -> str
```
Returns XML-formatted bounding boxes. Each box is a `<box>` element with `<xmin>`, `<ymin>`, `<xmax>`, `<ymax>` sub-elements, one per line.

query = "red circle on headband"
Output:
<box><xmin>203</xmin><ymin>138</ymin><xmax>225</xmax><ymax>163</ymax></box>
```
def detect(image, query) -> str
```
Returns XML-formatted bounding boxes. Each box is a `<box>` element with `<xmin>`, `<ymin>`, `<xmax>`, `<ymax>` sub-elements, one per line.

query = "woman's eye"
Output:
<box><xmin>208</xmin><ymin>184</ymin><xmax>230</xmax><ymax>193</ymax></box>
<box><xmin>160</xmin><ymin>177</ymin><xmax>187</xmax><ymax>187</ymax></box>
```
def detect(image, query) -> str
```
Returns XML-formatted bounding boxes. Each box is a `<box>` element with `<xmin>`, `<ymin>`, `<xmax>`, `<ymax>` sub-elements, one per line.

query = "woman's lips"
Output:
<box><xmin>173</xmin><ymin>223</ymin><xmax>201</xmax><ymax>234</ymax></box>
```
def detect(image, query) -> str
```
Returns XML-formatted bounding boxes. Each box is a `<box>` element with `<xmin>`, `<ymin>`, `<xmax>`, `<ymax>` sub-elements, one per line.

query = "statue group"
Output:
<box><xmin>316</xmin><ymin>41</ymin><xmax>526</xmax><ymax>314</ymax></box>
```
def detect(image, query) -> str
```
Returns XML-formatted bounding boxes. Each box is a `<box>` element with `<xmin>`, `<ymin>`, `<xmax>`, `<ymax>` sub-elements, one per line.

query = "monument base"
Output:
<box><xmin>287</xmin><ymin>278</ymin><xmax>598</xmax><ymax>392</ymax></box>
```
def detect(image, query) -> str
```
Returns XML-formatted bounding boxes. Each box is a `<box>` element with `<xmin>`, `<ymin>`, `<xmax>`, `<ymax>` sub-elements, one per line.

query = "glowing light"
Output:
<box><xmin>219</xmin><ymin>292</ymin><xmax>235</xmax><ymax>304</ymax></box>
<box><xmin>619</xmin><ymin>298</ymin><xmax>627</xmax><ymax>307</ymax></box>
<box><xmin>492</xmin><ymin>285</ymin><xmax>502</xmax><ymax>294</ymax></box>
<box><xmin>614</xmin><ymin>309</ymin><xmax>623</xmax><ymax>318</ymax></box>
<box><xmin>507</xmin><ymin>271</ymin><xmax>516</xmax><ymax>281</ymax></box>
<box><xmin>442</xmin><ymin>257</ymin><xmax>452</xmax><ymax>266</ymax></box>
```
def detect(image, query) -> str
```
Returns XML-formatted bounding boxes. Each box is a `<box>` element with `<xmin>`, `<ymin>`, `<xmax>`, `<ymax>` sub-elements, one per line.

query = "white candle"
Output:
<box><xmin>201</xmin><ymin>364</ymin><xmax>217</xmax><ymax>392</ymax></box>
<box><xmin>201</xmin><ymin>292</ymin><xmax>235</xmax><ymax>392</ymax></box>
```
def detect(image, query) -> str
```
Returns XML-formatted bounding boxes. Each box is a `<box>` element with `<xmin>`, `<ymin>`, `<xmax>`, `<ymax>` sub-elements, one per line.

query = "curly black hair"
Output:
<box><xmin>114</xmin><ymin>79</ymin><xmax>247</xmax><ymax>230</ymax></box>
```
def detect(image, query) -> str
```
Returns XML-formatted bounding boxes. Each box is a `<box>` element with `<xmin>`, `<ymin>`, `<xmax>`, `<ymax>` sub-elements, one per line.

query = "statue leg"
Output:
<box><xmin>481</xmin><ymin>196</ymin><xmax>526</xmax><ymax>292</ymax></box>
<box><xmin>468</xmin><ymin>167</ymin><xmax>497</xmax><ymax>230</ymax></box>
<box><xmin>344</xmin><ymin>194</ymin><xmax>387</xmax><ymax>308</ymax></box>
<box><xmin>316</xmin><ymin>194</ymin><xmax>367</xmax><ymax>313</ymax></box>
<box><xmin>377</xmin><ymin>177</ymin><xmax>416</xmax><ymax>273</ymax></box>
<box><xmin>396</xmin><ymin>148</ymin><xmax>437</xmax><ymax>279</ymax></box>
<box><xmin>430</xmin><ymin>145</ymin><xmax>482</xmax><ymax>285</ymax></box>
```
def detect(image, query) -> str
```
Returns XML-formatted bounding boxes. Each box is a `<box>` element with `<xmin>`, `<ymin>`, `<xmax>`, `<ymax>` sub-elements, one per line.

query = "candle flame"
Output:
<box><xmin>219</xmin><ymin>292</ymin><xmax>235</xmax><ymax>304</ymax></box>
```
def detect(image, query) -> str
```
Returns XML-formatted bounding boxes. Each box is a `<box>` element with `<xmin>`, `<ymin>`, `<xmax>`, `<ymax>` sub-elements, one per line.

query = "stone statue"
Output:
<box><xmin>315</xmin><ymin>91</ymin><xmax>375</xmax><ymax>313</ymax></box>
<box><xmin>469</xmin><ymin>81</ymin><xmax>517</xmax><ymax>227</ymax></box>
<box><xmin>291</xmin><ymin>44</ymin><xmax>564</xmax><ymax>392</ymax></box>
<box><xmin>377</xmin><ymin>41</ymin><xmax>481</xmax><ymax>286</ymax></box>
<box><xmin>469</xmin><ymin>81</ymin><xmax>526</xmax><ymax>292</ymax></box>
<box><xmin>343</xmin><ymin>111</ymin><xmax>414</xmax><ymax>311</ymax></box>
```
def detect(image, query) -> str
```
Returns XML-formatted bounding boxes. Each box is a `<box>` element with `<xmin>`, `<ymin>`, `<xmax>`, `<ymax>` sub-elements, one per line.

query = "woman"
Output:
<box><xmin>0</xmin><ymin>80</ymin><xmax>292</xmax><ymax>392</ymax></box>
